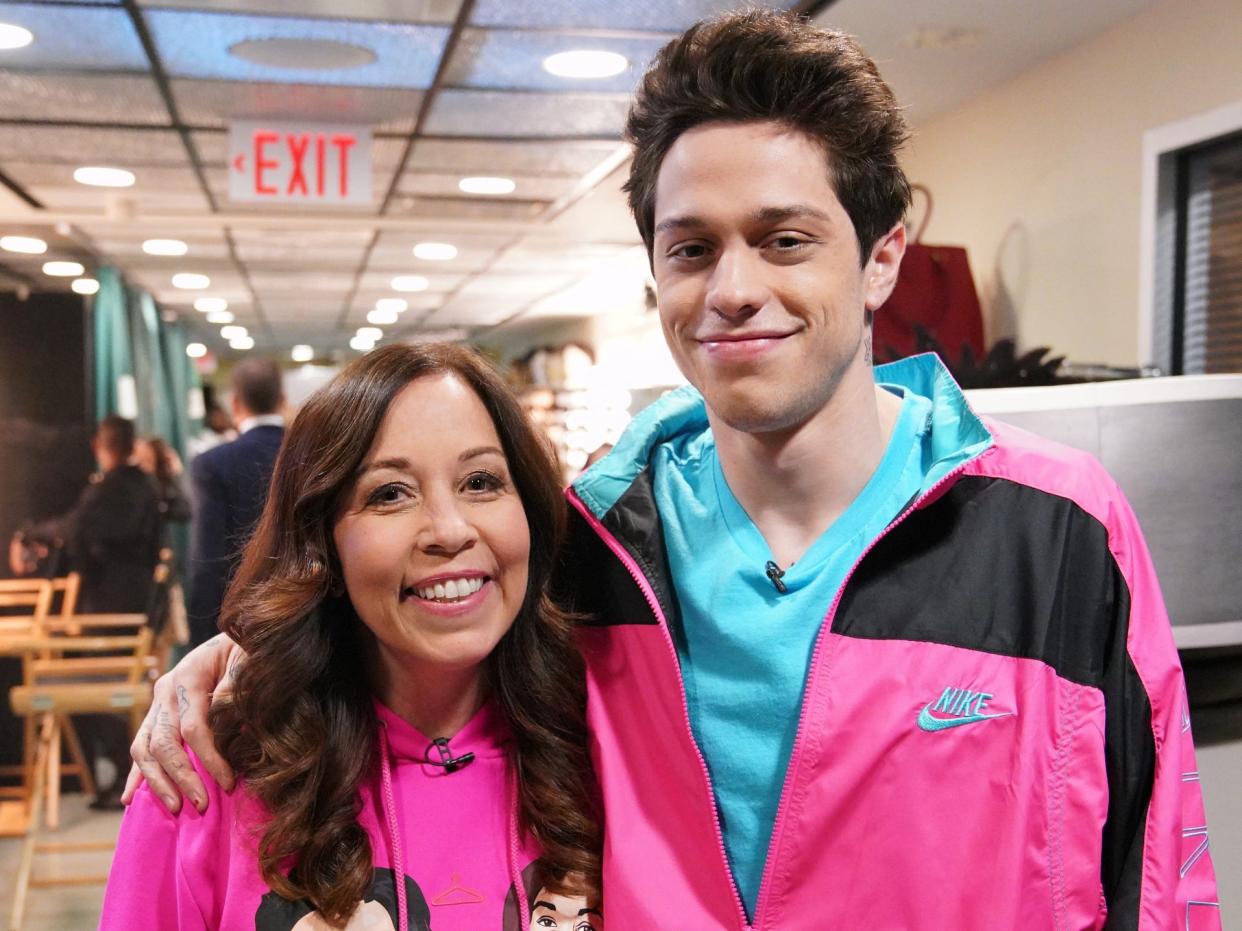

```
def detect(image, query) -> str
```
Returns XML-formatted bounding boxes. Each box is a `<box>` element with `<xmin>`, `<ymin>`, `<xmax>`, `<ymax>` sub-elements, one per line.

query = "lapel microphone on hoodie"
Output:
<box><xmin>424</xmin><ymin>737</ymin><xmax>475</xmax><ymax>774</ymax></box>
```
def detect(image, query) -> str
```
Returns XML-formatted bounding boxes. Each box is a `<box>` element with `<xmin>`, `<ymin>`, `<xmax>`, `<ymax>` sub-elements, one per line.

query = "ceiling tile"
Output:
<box><xmin>29</xmin><ymin>182</ymin><xmax>211</xmax><ymax>214</ymax></box>
<box><xmin>425</xmin><ymin>90</ymin><xmax>629</xmax><ymax>138</ymax></box>
<box><xmin>358</xmin><ymin>270</ymin><xmax>464</xmax><ymax>293</ymax></box>
<box><xmin>470</xmin><ymin>0</ymin><xmax>799</xmax><ymax>32</ymax></box>
<box><xmin>144</xmin><ymin>10</ymin><xmax>449</xmax><ymax>89</ymax></box>
<box><xmin>0</xmin><ymin>127</ymin><xmax>186</xmax><ymax>166</ymax></box>
<box><xmin>389</xmin><ymin>195</ymin><xmax>547</xmax><ymax>221</ymax></box>
<box><xmin>444</xmin><ymin>29</ymin><xmax>664</xmax><ymax>93</ymax></box>
<box><xmin>0</xmin><ymin>72</ymin><xmax>169</xmax><ymax>124</ymax></box>
<box><xmin>409</xmin><ymin>139</ymin><xmax>620</xmax><ymax>176</ymax></box>
<box><xmin>5</xmin><ymin>162</ymin><xmax>202</xmax><ymax>191</ymax></box>
<box><xmin>170</xmin><ymin>79</ymin><xmax>422</xmax><ymax>133</ymax></box>
<box><xmin>137</xmin><ymin>0</ymin><xmax>460</xmax><ymax>24</ymax></box>
<box><xmin>0</xmin><ymin>4</ymin><xmax>148</xmax><ymax>71</ymax></box>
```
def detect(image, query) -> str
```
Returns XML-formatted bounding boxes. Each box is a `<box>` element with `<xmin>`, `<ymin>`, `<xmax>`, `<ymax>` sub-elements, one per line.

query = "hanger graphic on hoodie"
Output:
<box><xmin>431</xmin><ymin>873</ymin><xmax>485</xmax><ymax>906</ymax></box>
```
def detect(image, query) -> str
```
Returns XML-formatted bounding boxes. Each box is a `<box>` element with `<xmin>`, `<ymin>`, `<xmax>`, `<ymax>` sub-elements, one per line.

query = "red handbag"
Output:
<box><xmin>874</xmin><ymin>185</ymin><xmax>985</xmax><ymax>367</ymax></box>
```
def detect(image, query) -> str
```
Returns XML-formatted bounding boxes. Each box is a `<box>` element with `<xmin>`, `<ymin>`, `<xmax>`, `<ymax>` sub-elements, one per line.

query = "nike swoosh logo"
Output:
<box><xmin>917</xmin><ymin>703</ymin><xmax>1013</xmax><ymax>732</ymax></box>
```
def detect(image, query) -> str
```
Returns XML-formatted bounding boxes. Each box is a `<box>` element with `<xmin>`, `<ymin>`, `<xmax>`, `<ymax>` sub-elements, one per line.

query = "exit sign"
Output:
<box><xmin>227</xmin><ymin>121</ymin><xmax>372</xmax><ymax>206</ymax></box>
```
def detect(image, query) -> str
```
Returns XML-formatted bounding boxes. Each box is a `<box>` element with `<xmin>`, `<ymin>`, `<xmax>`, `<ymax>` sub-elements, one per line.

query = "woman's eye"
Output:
<box><xmin>366</xmin><ymin>483</ymin><xmax>408</xmax><ymax>506</ymax></box>
<box><xmin>464</xmin><ymin>471</ymin><xmax>505</xmax><ymax>494</ymax></box>
<box><xmin>575</xmin><ymin>922</ymin><xmax>598</xmax><ymax>931</ymax></box>
<box><xmin>535</xmin><ymin>919</ymin><xmax>556</xmax><ymax>928</ymax></box>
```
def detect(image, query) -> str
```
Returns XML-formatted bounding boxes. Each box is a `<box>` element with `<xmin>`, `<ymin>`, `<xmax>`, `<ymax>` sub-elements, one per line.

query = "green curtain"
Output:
<box><xmin>93</xmin><ymin>266</ymin><xmax>136</xmax><ymax>423</ymax></box>
<box><xmin>93</xmin><ymin>266</ymin><xmax>203</xmax><ymax>462</ymax></box>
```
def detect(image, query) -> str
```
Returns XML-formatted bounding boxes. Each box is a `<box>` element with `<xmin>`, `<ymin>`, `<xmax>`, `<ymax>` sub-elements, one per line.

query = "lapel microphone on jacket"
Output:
<box><xmin>424</xmin><ymin>737</ymin><xmax>475</xmax><ymax>774</ymax></box>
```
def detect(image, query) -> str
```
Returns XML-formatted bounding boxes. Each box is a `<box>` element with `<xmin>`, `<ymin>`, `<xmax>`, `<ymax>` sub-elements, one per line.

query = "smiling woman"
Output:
<box><xmin>101</xmin><ymin>344</ymin><xmax>600</xmax><ymax>930</ymax></box>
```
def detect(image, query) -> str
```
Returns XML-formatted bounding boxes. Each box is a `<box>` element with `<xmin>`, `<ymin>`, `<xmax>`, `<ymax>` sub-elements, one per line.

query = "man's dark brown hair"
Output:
<box><xmin>231</xmin><ymin>357</ymin><xmax>284</xmax><ymax>415</ymax></box>
<box><xmin>96</xmin><ymin>414</ymin><xmax>136</xmax><ymax>459</ymax></box>
<box><xmin>624</xmin><ymin>9</ymin><xmax>912</xmax><ymax>266</ymax></box>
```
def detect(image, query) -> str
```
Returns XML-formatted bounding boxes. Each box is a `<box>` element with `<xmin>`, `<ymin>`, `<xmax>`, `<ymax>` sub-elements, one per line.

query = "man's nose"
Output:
<box><xmin>705</xmin><ymin>246</ymin><xmax>768</xmax><ymax>320</ymax></box>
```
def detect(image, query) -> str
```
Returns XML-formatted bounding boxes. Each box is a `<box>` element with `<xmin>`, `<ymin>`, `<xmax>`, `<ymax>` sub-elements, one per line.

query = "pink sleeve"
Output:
<box><xmin>99</xmin><ymin>783</ymin><xmax>208</xmax><ymax>930</ymax></box>
<box><xmin>1105</xmin><ymin>489</ymin><xmax>1221</xmax><ymax>930</ymax></box>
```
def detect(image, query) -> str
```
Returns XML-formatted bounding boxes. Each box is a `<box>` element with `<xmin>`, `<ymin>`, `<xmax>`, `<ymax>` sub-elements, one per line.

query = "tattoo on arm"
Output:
<box><xmin>176</xmin><ymin>685</ymin><xmax>189</xmax><ymax>718</ymax></box>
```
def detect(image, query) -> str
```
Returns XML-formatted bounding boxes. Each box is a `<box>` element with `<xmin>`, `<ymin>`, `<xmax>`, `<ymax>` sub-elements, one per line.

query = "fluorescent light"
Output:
<box><xmin>219</xmin><ymin>325</ymin><xmax>248</xmax><ymax>340</ymax></box>
<box><xmin>375</xmin><ymin>297</ymin><xmax>408</xmax><ymax>313</ymax></box>
<box><xmin>458</xmin><ymin>176</ymin><xmax>515</xmax><ymax>195</ymax></box>
<box><xmin>205</xmin><ymin>310</ymin><xmax>234</xmax><ymax>324</ymax></box>
<box><xmin>73</xmin><ymin>166</ymin><xmax>135</xmax><ymax>188</ymax></box>
<box><xmin>356</xmin><ymin>326</ymin><xmax>383</xmax><ymax>341</ymax></box>
<box><xmin>349</xmin><ymin>335</ymin><xmax>375</xmax><ymax>352</ymax></box>
<box><xmin>542</xmin><ymin>50</ymin><xmax>628</xmax><ymax>79</ymax></box>
<box><xmin>172</xmin><ymin>273</ymin><xmax>210</xmax><ymax>290</ymax></box>
<box><xmin>1</xmin><ymin>235</ymin><xmax>47</xmax><ymax>254</ymax></box>
<box><xmin>185</xmin><ymin>342</ymin><xmax>207</xmax><ymax>359</ymax></box>
<box><xmin>0</xmin><ymin>23</ymin><xmax>34</xmax><ymax>50</ymax></box>
<box><xmin>413</xmin><ymin>241</ymin><xmax>457</xmax><ymax>261</ymax></box>
<box><xmin>72</xmin><ymin>278</ymin><xmax>100</xmax><ymax>295</ymax></box>
<box><xmin>43</xmin><ymin>261</ymin><xmax>84</xmax><ymax>277</ymax></box>
<box><xmin>391</xmin><ymin>275</ymin><xmax>429</xmax><ymax>292</ymax></box>
<box><xmin>142</xmin><ymin>238</ymin><xmax>188</xmax><ymax>256</ymax></box>
<box><xmin>230</xmin><ymin>336</ymin><xmax>255</xmax><ymax>350</ymax></box>
<box><xmin>193</xmin><ymin>296</ymin><xmax>227</xmax><ymax>313</ymax></box>
<box><xmin>291</xmin><ymin>345</ymin><xmax>314</xmax><ymax>362</ymax></box>
<box><xmin>367</xmin><ymin>308</ymin><xmax>398</xmax><ymax>325</ymax></box>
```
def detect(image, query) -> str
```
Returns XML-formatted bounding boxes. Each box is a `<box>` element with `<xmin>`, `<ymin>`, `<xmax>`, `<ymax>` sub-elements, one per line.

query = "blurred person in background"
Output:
<box><xmin>135</xmin><ymin>435</ymin><xmax>192</xmax><ymax>541</ymax></box>
<box><xmin>8</xmin><ymin>415</ymin><xmax>161</xmax><ymax>807</ymax></box>
<box><xmin>186</xmin><ymin>358</ymin><xmax>285</xmax><ymax>647</ymax></box>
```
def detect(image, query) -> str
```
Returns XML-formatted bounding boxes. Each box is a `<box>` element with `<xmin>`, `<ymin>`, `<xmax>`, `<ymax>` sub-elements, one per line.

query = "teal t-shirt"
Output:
<box><xmin>652</xmin><ymin>388</ymin><xmax>936</xmax><ymax>917</ymax></box>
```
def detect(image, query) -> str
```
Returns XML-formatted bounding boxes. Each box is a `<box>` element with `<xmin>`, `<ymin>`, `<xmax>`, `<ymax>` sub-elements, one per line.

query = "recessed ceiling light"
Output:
<box><xmin>367</xmin><ymin>308</ymin><xmax>398</xmax><ymax>325</ymax></box>
<box><xmin>356</xmin><ymin>326</ymin><xmax>383</xmax><ymax>341</ymax></box>
<box><xmin>173</xmin><ymin>273</ymin><xmax>210</xmax><ymax>290</ymax></box>
<box><xmin>206</xmin><ymin>310</ymin><xmax>234</xmax><ymax>324</ymax></box>
<box><xmin>291</xmin><ymin>345</ymin><xmax>314</xmax><ymax>362</ymax></box>
<box><xmin>1</xmin><ymin>235</ymin><xmax>47</xmax><ymax>254</ymax></box>
<box><xmin>43</xmin><ymin>260</ymin><xmax>84</xmax><ymax>277</ymax></box>
<box><xmin>391</xmin><ymin>275</ymin><xmax>429</xmax><ymax>292</ymax></box>
<box><xmin>413</xmin><ymin>242</ymin><xmax>458</xmax><ymax>261</ymax></box>
<box><xmin>542</xmin><ymin>50</ymin><xmax>628</xmax><ymax>79</ymax></box>
<box><xmin>228</xmin><ymin>37</ymin><xmax>376</xmax><ymax>70</ymax></box>
<box><xmin>375</xmin><ymin>297</ymin><xmax>408</xmax><ymax>313</ymax></box>
<box><xmin>230</xmin><ymin>336</ymin><xmax>255</xmax><ymax>351</ymax></box>
<box><xmin>0</xmin><ymin>23</ymin><xmax>34</xmax><ymax>51</ymax></box>
<box><xmin>349</xmin><ymin>335</ymin><xmax>376</xmax><ymax>352</ymax></box>
<box><xmin>73</xmin><ymin>166</ymin><xmax>135</xmax><ymax>188</ymax></box>
<box><xmin>459</xmin><ymin>176</ymin><xmax>515</xmax><ymax>196</ymax></box>
<box><xmin>72</xmin><ymin>278</ymin><xmax>100</xmax><ymax>295</ymax></box>
<box><xmin>186</xmin><ymin>342</ymin><xmax>208</xmax><ymax>359</ymax></box>
<box><xmin>194</xmin><ymin>296</ymin><xmax>228</xmax><ymax>313</ymax></box>
<box><xmin>143</xmin><ymin>238</ymin><xmax>188</xmax><ymax>256</ymax></box>
<box><xmin>220</xmin><ymin>325</ymin><xmax>248</xmax><ymax>340</ymax></box>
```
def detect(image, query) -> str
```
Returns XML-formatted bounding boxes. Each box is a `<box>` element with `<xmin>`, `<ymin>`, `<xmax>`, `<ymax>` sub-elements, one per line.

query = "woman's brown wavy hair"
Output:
<box><xmin>209</xmin><ymin>343</ymin><xmax>600</xmax><ymax>925</ymax></box>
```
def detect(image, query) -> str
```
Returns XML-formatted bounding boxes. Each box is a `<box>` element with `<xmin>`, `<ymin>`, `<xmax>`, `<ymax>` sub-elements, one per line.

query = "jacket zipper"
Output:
<box><xmin>751</xmin><ymin>449</ymin><xmax>994</xmax><ymax>927</ymax></box>
<box><xmin>567</xmin><ymin>488</ymin><xmax>753</xmax><ymax>931</ymax></box>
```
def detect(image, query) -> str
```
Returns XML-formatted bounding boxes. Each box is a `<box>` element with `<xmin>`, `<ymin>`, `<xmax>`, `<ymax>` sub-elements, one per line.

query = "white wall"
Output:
<box><xmin>902</xmin><ymin>0</ymin><xmax>1242</xmax><ymax>367</ymax></box>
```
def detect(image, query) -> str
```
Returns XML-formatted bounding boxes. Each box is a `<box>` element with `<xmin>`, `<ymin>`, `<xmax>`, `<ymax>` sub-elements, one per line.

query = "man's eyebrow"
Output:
<box><xmin>653</xmin><ymin>214</ymin><xmax>707</xmax><ymax>237</ymax></box>
<box><xmin>532</xmin><ymin>900</ymin><xmax>558</xmax><ymax>912</ymax></box>
<box><xmin>749</xmin><ymin>203</ymin><xmax>833</xmax><ymax>225</ymax></box>
<box><xmin>579</xmin><ymin>906</ymin><xmax>604</xmax><ymax>916</ymax></box>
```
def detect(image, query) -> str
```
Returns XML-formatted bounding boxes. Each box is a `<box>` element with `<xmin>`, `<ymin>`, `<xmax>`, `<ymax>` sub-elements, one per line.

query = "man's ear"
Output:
<box><xmin>863</xmin><ymin>220</ymin><xmax>907</xmax><ymax>311</ymax></box>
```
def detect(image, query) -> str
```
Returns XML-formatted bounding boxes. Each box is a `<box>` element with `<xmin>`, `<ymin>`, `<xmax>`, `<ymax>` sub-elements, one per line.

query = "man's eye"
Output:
<box><xmin>670</xmin><ymin>242</ymin><xmax>709</xmax><ymax>260</ymax></box>
<box><xmin>770</xmin><ymin>234</ymin><xmax>808</xmax><ymax>250</ymax></box>
<box><xmin>535</xmin><ymin>919</ymin><xmax>556</xmax><ymax>928</ymax></box>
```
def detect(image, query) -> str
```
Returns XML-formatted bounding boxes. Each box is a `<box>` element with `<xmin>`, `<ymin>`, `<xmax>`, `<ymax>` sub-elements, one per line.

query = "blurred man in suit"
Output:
<box><xmin>186</xmin><ymin>358</ymin><xmax>284</xmax><ymax>646</ymax></box>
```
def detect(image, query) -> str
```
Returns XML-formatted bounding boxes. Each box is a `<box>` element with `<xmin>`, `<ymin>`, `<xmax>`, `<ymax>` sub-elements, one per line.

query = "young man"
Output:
<box><xmin>128</xmin><ymin>12</ymin><xmax>1219</xmax><ymax>929</ymax></box>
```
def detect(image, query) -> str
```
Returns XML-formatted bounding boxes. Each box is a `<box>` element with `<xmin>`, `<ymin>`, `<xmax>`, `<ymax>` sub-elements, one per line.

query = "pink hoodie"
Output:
<box><xmin>100</xmin><ymin>700</ymin><xmax>540</xmax><ymax>930</ymax></box>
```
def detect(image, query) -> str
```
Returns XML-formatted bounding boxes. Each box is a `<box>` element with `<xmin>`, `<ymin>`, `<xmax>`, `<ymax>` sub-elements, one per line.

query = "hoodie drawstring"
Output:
<box><xmin>507</xmin><ymin>758</ymin><xmax>529</xmax><ymax>931</ymax></box>
<box><xmin>378</xmin><ymin>721</ymin><xmax>409</xmax><ymax>931</ymax></box>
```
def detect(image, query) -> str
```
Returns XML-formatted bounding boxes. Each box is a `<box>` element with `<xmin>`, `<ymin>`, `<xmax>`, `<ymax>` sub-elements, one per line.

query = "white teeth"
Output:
<box><xmin>413</xmin><ymin>577</ymin><xmax>485</xmax><ymax>602</ymax></box>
